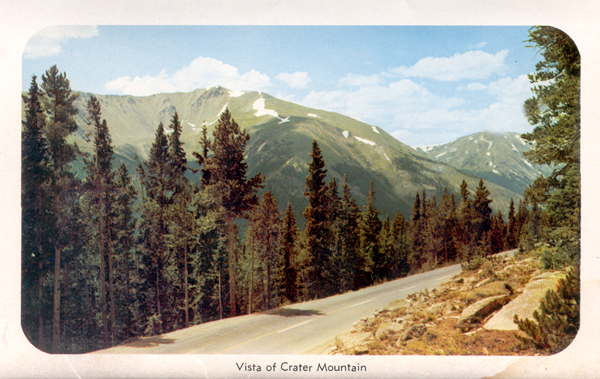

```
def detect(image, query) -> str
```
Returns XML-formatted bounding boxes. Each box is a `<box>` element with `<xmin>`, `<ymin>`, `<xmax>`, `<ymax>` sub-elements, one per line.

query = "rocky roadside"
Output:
<box><xmin>328</xmin><ymin>252</ymin><xmax>568</xmax><ymax>356</ymax></box>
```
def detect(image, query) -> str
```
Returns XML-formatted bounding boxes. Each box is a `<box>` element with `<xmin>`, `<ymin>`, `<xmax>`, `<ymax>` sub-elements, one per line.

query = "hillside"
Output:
<box><xmin>64</xmin><ymin>87</ymin><xmax>523</xmax><ymax>221</ymax></box>
<box><xmin>328</xmin><ymin>251</ymin><xmax>575</xmax><ymax>356</ymax></box>
<box><xmin>416</xmin><ymin>131</ymin><xmax>553</xmax><ymax>195</ymax></box>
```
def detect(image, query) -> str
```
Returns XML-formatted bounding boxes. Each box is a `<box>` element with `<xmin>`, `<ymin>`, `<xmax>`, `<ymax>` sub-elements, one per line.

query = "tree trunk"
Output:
<box><xmin>107</xmin><ymin>222</ymin><xmax>116</xmax><ymax>346</ymax></box>
<box><xmin>51</xmin><ymin>241</ymin><xmax>61</xmax><ymax>353</ymax></box>
<box><xmin>248</xmin><ymin>233</ymin><xmax>254</xmax><ymax>315</ymax></box>
<box><xmin>226</xmin><ymin>215</ymin><xmax>237</xmax><ymax>317</ymax></box>
<box><xmin>36</xmin><ymin>191</ymin><xmax>44</xmax><ymax>349</ymax></box>
<box><xmin>38</xmin><ymin>260</ymin><xmax>44</xmax><ymax>350</ymax></box>
<box><xmin>99</xmin><ymin>194</ymin><xmax>109</xmax><ymax>348</ymax></box>
<box><xmin>184</xmin><ymin>241</ymin><xmax>189</xmax><ymax>328</ymax></box>
<box><xmin>218</xmin><ymin>268</ymin><xmax>222</xmax><ymax>320</ymax></box>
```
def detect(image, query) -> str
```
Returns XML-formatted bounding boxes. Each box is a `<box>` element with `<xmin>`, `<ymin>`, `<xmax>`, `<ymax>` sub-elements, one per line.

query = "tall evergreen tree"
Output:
<box><xmin>84</xmin><ymin>95</ymin><xmax>116</xmax><ymax>347</ymax></box>
<box><xmin>522</xmin><ymin>26</ymin><xmax>580</xmax><ymax>258</ymax></box>
<box><xmin>279</xmin><ymin>203</ymin><xmax>299</xmax><ymax>305</ymax></box>
<box><xmin>339</xmin><ymin>175</ymin><xmax>361</xmax><ymax>291</ymax></box>
<box><xmin>203</xmin><ymin>108</ymin><xmax>264</xmax><ymax>316</ymax></box>
<box><xmin>360</xmin><ymin>181</ymin><xmax>382</xmax><ymax>283</ymax></box>
<box><xmin>391</xmin><ymin>212</ymin><xmax>411</xmax><ymax>277</ymax></box>
<box><xmin>409</xmin><ymin>192</ymin><xmax>424</xmax><ymax>270</ymax></box>
<box><xmin>439</xmin><ymin>188</ymin><xmax>458</xmax><ymax>263</ymax></box>
<box><xmin>21</xmin><ymin>75</ymin><xmax>51</xmax><ymax>350</ymax></box>
<box><xmin>455</xmin><ymin>180</ymin><xmax>476</xmax><ymax>262</ymax></box>
<box><xmin>40</xmin><ymin>65</ymin><xmax>80</xmax><ymax>353</ymax></box>
<box><xmin>254</xmin><ymin>191</ymin><xmax>281</xmax><ymax>310</ymax></box>
<box><xmin>303</xmin><ymin>140</ymin><xmax>329</xmax><ymax>298</ymax></box>
<box><xmin>111</xmin><ymin>163</ymin><xmax>138</xmax><ymax>338</ymax></box>
<box><xmin>137</xmin><ymin>123</ymin><xmax>171</xmax><ymax>334</ymax></box>
<box><xmin>473</xmin><ymin>179</ymin><xmax>493</xmax><ymax>250</ymax></box>
<box><xmin>507</xmin><ymin>198</ymin><xmax>518</xmax><ymax>249</ymax></box>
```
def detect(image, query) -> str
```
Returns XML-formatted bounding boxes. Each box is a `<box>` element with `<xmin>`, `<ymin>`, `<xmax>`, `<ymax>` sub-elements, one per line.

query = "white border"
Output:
<box><xmin>1</xmin><ymin>1</ymin><xmax>599</xmax><ymax>378</ymax></box>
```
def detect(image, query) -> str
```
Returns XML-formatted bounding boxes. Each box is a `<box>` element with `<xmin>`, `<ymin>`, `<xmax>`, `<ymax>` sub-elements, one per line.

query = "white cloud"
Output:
<box><xmin>487</xmin><ymin>75</ymin><xmax>532</xmax><ymax>103</ymax></box>
<box><xmin>338</xmin><ymin>74</ymin><xmax>383</xmax><ymax>87</ymax></box>
<box><xmin>301</xmin><ymin>72</ymin><xmax>534</xmax><ymax>146</ymax></box>
<box><xmin>466</xmin><ymin>82</ymin><xmax>487</xmax><ymax>91</ymax></box>
<box><xmin>469</xmin><ymin>42</ymin><xmax>488</xmax><ymax>49</ymax></box>
<box><xmin>105</xmin><ymin>56</ymin><xmax>271</xmax><ymax>96</ymax></box>
<box><xmin>276</xmin><ymin>71</ymin><xmax>311</xmax><ymax>89</ymax></box>
<box><xmin>302</xmin><ymin>78</ymin><xmax>465</xmax><ymax>126</ymax></box>
<box><xmin>392</xmin><ymin>50</ymin><xmax>509</xmax><ymax>81</ymax></box>
<box><xmin>24</xmin><ymin>25</ymin><xmax>99</xmax><ymax>59</ymax></box>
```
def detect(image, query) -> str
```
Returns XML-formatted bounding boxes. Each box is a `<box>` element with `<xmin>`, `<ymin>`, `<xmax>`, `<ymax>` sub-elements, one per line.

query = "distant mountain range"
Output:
<box><xmin>59</xmin><ymin>86</ymin><xmax>532</xmax><ymax>222</ymax></box>
<box><xmin>415</xmin><ymin>131</ymin><xmax>553</xmax><ymax>195</ymax></box>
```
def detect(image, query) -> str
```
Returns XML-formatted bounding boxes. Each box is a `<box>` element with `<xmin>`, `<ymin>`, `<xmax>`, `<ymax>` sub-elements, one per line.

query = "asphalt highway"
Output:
<box><xmin>94</xmin><ymin>263</ymin><xmax>462</xmax><ymax>354</ymax></box>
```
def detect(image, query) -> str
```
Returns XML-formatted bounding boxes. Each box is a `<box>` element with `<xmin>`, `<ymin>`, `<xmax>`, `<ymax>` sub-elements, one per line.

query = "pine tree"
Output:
<box><xmin>409</xmin><ymin>192</ymin><xmax>423</xmax><ymax>270</ymax></box>
<box><xmin>360</xmin><ymin>181</ymin><xmax>382</xmax><ymax>283</ymax></box>
<box><xmin>203</xmin><ymin>108</ymin><xmax>264</xmax><ymax>316</ymax></box>
<box><xmin>137</xmin><ymin>123</ymin><xmax>171</xmax><ymax>334</ymax></box>
<box><xmin>84</xmin><ymin>95</ymin><xmax>116</xmax><ymax>347</ymax></box>
<box><xmin>21</xmin><ymin>75</ymin><xmax>51</xmax><ymax>350</ymax></box>
<box><xmin>422</xmin><ymin>194</ymin><xmax>443</xmax><ymax>268</ymax></box>
<box><xmin>303</xmin><ymin>140</ymin><xmax>329</xmax><ymax>298</ymax></box>
<box><xmin>339</xmin><ymin>175</ymin><xmax>361</xmax><ymax>291</ymax></box>
<box><xmin>280</xmin><ymin>203</ymin><xmax>299</xmax><ymax>305</ymax></box>
<box><xmin>323</xmin><ymin>177</ymin><xmax>342</xmax><ymax>295</ymax></box>
<box><xmin>455</xmin><ymin>180</ymin><xmax>476</xmax><ymax>263</ymax></box>
<box><xmin>111</xmin><ymin>163</ymin><xmax>138</xmax><ymax>338</ymax></box>
<box><xmin>439</xmin><ymin>188</ymin><xmax>457</xmax><ymax>263</ymax></box>
<box><xmin>490</xmin><ymin>211</ymin><xmax>507</xmax><ymax>254</ymax></box>
<box><xmin>522</xmin><ymin>26</ymin><xmax>580</xmax><ymax>260</ymax></box>
<box><xmin>473</xmin><ymin>179</ymin><xmax>493</xmax><ymax>245</ymax></box>
<box><xmin>507</xmin><ymin>199</ymin><xmax>518</xmax><ymax>249</ymax></box>
<box><xmin>40</xmin><ymin>65</ymin><xmax>80</xmax><ymax>353</ymax></box>
<box><xmin>391</xmin><ymin>212</ymin><xmax>411</xmax><ymax>277</ymax></box>
<box><xmin>254</xmin><ymin>191</ymin><xmax>281</xmax><ymax>310</ymax></box>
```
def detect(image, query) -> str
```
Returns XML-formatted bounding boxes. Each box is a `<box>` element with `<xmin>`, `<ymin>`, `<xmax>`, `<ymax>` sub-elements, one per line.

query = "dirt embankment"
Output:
<box><xmin>329</xmin><ymin>252</ymin><xmax>567</xmax><ymax>356</ymax></box>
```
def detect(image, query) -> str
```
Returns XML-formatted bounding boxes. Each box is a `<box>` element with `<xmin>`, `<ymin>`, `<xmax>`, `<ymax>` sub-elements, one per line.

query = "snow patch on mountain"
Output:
<box><xmin>278</xmin><ymin>116</ymin><xmax>290</xmax><ymax>124</ymax></box>
<box><xmin>229</xmin><ymin>90</ymin><xmax>244</xmax><ymax>97</ymax></box>
<box><xmin>258</xmin><ymin>142</ymin><xmax>267</xmax><ymax>152</ymax></box>
<box><xmin>355</xmin><ymin>136</ymin><xmax>376</xmax><ymax>146</ymax></box>
<box><xmin>253</xmin><ymin>98</ymin><xmax>279</xmax><ymax>118</ymax></box>
<box><xmin>307</xmin><ymin>113</ymin><xmax>320</xmax><ymax>118</ymax></box>
<box><xmin>372</xmin><ymin>126</ymin><xmax>380</xmax><ymax>134</ymax></box>
<box><xmin>384</xmin><ymin>152</ymin><xmax>391</xmax><ymax>162</ymax></box>
<box><xmin>342</xmin><ymin>131</ymin><xmax>349</xmax><ymax>138</ymax></box>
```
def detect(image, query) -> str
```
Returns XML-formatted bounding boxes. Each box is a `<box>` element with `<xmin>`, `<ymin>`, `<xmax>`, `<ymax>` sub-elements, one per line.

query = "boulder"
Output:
<box><xmin>465</xmin><ymin>281</ymin><xmax>513</xmax><ymax>304</ymax></box>
<box><xmin>382</xmin><ymin>298</ymin><xmax>410</xmax><ymax>312</ymax></box>
<box><xmin>456</xmin><ymin>294</ymin><xmax>511</xmax><ymax>328</ymax></box>
<box><xmin>426</xmin><ymin>302</ymin><xmax>447</xmax><ymax>315</ymax></box>
<box><xmin>375</xmin><ymin>322</ymin><xmax>404</xmax><ymax>339</ymax></box>
<box><xmin>484</xmin><ymin>271</ymin><xmax>566</xmax><ymax>331</ymax></box>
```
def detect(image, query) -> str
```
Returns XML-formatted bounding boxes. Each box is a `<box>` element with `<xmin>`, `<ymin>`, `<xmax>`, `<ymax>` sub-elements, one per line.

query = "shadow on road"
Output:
<box><xmin>265</xmin><ymin>308</ymin><xmax>325</xmax><ymax>317</ymax></box>
<box><xmin>119</xmin><ymin>335</ymin><xmax>176</xmax><ymax>348</ymax></box>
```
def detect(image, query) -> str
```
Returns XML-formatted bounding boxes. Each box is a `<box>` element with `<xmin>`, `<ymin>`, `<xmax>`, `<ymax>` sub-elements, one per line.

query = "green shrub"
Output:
<box><xmin>536</xmin><ymin>245</ymin><xmax>570</xmax><ymax>270</ymax></box>
<box><xmin>513</xmin><ymin>268</ymin><xmax>579</xmax><ymax>353</ymax></box>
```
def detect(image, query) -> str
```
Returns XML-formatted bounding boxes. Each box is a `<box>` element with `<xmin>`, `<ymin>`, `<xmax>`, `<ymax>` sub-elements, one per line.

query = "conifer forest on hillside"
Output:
<box><xmin>21</xmin><ymin>26</ymin><xmax>580</xmax><ymax>354</ymax></box>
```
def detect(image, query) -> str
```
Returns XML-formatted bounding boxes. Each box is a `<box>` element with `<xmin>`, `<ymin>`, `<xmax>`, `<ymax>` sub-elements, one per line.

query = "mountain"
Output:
<box><xmin>415</xmin><ymin>131</ymin><xmax>553</xmax><ymax>195</ymax></box>
<box><xmin>63</xmin><ymin>86</ymin><xmax>523</xmax><ymax>222</ymax></box>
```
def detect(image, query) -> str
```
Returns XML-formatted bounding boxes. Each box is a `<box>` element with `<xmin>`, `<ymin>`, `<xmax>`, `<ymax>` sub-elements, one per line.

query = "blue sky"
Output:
<box><xmin>22</xmin><ymin>25</ymin><xmax>540</xmax><ymax>146</ymax></box>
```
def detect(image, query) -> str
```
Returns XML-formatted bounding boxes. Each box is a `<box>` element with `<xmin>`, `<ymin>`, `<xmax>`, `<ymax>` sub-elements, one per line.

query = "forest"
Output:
<box><xmin>21</xmin><ymin>26</ymin><xmax>580</xmax><ymax>354</ymax></box>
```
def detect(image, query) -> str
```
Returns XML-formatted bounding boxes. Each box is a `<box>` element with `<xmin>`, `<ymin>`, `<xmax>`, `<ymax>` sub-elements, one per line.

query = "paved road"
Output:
<box><xmin>94</xmin><ymin>264</ymin><xmax>462</xmax><ymax>355</ymax></box>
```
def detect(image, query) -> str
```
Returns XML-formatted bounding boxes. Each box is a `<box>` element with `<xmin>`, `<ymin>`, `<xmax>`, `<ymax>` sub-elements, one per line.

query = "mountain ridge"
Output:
<box><xmin>55</xmin><ymin>86</ymin><xmax>525</xmax><ymax>221</ymax></box>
